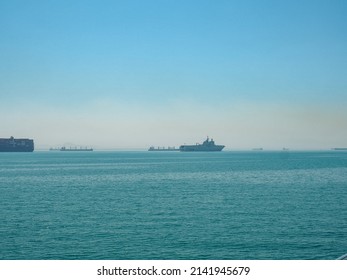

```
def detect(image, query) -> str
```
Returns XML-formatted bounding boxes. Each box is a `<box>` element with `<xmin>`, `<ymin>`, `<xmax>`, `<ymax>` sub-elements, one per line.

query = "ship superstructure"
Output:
<box><xmin>0</xmin><ymin>136</ymin><xmax>34</xmax><ymax>152</ymax></box>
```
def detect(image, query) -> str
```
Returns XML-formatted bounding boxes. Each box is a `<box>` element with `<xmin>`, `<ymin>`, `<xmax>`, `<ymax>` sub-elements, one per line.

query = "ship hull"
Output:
<box><xmin>148</xmin><ymin>149</ymin><xmax>179</xmax><ymax>151</ymax></box>
<box><xmin>179</xmin><ymin>145</ymin><xmax>224</xmax><ymax>152</ymax></box>
<box><xmin>149</xmin><ymin>137</ymin><xmax>225</xmax><ymax>152</ymax></box>
<box><xmin>148</xmin><ymin>148</ymin><xmax>179</xmax><ymax>151</ymax></box>
<box><xmin>0</xmin><ymin>147</ymin><xmax>34</xmax><ymax>152</ymax></box>
<box><xmin>60</xmin><ymin>148</ymin><xmax>93</xmax><ymax>151</ymax></box>
<box><xmin>60</xmin><ymin>150</ymin><xmax>93</xmax><ymax>151</ymax></box>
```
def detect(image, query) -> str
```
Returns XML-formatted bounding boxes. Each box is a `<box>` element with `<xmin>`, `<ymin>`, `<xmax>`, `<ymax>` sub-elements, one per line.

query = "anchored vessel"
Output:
<box><xmin>50</xmin><ymin>146</ymin><xmax>93</xmax><ymax>151</ymax></box>
<box><xmin>0</xmin><ymin>136</ymin><xmax>34</xmax><ymax>152</ymax></box>
<box><xmin>179</xmin><ymin>137</ymin><xmax>225</xmax><ymax>152</ymax></box>
<box><xmin>148</xmin><ymin>146</ymin><xmax>179</xmax><ymax>151</ymax></box>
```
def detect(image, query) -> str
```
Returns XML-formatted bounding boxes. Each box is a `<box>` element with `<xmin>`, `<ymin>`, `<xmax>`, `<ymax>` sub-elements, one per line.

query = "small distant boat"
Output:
<box><xmin>252</xmin><ymin>148</ymin><xmax>263</xmax><ymax>151</ymax></box>
<box><xmin>332</xmin><ymin>148</ymin><xmax>347</xmax><ymax>151</ymax></box>
<box><xmin>50</xmin><ymin>146</ymin><xmax>93</xmax><ymax>152</ymax></box>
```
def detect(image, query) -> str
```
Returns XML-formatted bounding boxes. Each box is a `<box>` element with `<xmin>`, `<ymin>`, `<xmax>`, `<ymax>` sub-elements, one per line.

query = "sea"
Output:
<box><xmin>0</xmin><ymin>151</ymin><xmax>346</xmax><ymax>260</ymax></box>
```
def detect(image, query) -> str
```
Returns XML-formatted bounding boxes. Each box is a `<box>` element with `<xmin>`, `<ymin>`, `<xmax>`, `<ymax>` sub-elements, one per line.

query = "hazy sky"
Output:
<box><xmin>1</xmin><ymin>0</ymin><xmax>347</xmax><ymax>150</ymax></box>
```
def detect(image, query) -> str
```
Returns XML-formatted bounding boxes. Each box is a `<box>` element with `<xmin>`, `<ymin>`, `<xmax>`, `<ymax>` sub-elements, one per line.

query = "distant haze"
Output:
<box><xmin>1</xmin><ymin>1</ymin><xmax>347</xmax><ymax>150</ymax></box>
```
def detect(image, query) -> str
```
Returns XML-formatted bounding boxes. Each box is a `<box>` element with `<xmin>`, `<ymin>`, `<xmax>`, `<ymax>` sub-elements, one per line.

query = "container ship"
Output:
<box><xmin>0</xmin><ymin>136</ymin><xmax>34</xmax><ymax>152</ymax></box>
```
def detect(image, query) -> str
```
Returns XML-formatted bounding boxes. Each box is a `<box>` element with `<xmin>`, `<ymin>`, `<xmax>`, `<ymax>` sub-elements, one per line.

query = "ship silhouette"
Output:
<box><xmin>179</xmin><ymin>137</ymin><xmax>225</xmax><ymax>152</ymax></box>
<box><xmin>0</xmin><ymin>136</ymin><xmax>34</xmax><ymax>152</ymax></box>
<box><xmin>149</xmin><ymin>137</ymin><xmax>225</xmax><ymax>152</ymax></box>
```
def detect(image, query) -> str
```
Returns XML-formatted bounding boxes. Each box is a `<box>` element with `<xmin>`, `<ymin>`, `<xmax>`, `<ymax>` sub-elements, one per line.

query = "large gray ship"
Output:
<box><xmin>179</xmin><ymin>137</ymin><xmax>225</xmax><ymax>152</ymax></box>
<box><xmin>0</xmin><ymin>136</ymin><xmax>34</xmax><ymax>152</ymax></box>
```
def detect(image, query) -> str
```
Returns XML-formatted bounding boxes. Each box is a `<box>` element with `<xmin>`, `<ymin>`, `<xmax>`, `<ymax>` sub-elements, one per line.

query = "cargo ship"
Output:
<box><xmin>0</xmin><ymin>136</ymin><xmax>34</xmax><ymax>152</ymax></box>
<box><xmin>50</xmin><ymin>146</ymin><xmax>93</xmax><ymax>151</ymax></box>
<box><xmin>179</xmin><ymin>137</ymin><xmax>225</xmax><ymax>152</ymax></box>
<box><xmin>148</xmin><ymin>146</ymin><xmax>179</xmax><ymax>151</ymax></box>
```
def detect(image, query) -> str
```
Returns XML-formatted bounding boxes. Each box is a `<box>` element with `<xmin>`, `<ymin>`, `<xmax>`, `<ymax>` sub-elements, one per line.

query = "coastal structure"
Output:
<box><xmin>0</xmin><ymin>136</ymin><xmax>34</xmax><ymax>152</ymax></box>
<box><xmin>179</xmin><ymin>137</ymin><xmax>225</xmax><ymax>152</ymax></box>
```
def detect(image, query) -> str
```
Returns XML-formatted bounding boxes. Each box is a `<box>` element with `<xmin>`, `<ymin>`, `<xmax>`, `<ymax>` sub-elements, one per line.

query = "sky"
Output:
<box><xmin>1</xmin><ymin>0</ymin><xmax>347</xmax><ymax>150</ymax></box>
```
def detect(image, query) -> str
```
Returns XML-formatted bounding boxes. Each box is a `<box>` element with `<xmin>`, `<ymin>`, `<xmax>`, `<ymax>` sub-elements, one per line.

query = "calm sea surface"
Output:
<box><xmin>0</xmin><ymin>151</ymin><xmax>346</xmax><ymax>260</ymax></box>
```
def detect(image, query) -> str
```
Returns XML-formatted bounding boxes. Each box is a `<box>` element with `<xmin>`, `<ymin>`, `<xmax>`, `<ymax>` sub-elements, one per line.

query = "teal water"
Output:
<box><xmin>0</xmin><ymin>151</ymin><xmax>346</xmax><ymax>260</ymax></box>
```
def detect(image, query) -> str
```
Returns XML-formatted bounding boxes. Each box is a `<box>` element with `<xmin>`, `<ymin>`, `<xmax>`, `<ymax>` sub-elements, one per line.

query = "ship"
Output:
<box><xmin>50</xmin><ymin>146</ymin><xmax>93</xmax><ymax>152</ymax></box>
<box><xmin>148</xmin><ymin>146</ymin><xmax>179</xmax><ymax>151</ymax></box>
<box><xmin>332</xmin><ymin>148</ymin><xmax>347</xmax><ymax>151</ymax></box>
<box><xmin>179</xmin><ymin>137</ymin><xmax>225</xmax><ymax>152</ymax></box>
<box><xmin>0</xmin><ymin>136</ymin><xmax>34</xmax><ymax>152</ymax></box>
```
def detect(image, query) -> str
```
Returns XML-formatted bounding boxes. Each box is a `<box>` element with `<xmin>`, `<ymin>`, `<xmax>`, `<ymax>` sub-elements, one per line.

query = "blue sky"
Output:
<box><xmin>1</xmin><ymin>0</ymin><xmax>347</xmax><ymax>149</ymax></box>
